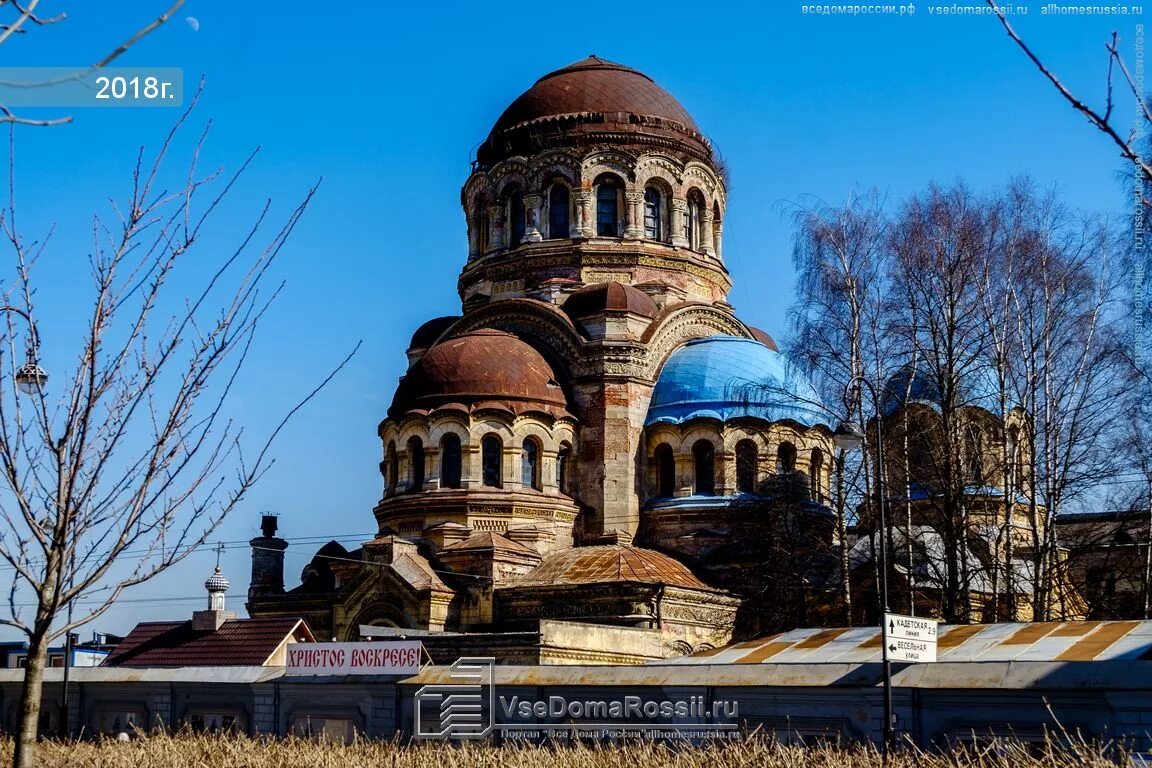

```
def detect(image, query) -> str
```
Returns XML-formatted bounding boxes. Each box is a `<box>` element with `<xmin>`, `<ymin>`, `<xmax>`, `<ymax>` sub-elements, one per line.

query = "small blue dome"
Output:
<box><xmin>646</xmin><ymin>336</ymin><xmax>827</xmax><ymax>427</ymax></box>
<box><xmin>880</xmin><ymin>365</ymin><xmax>1000</xmax><ymax>416</ymax></box>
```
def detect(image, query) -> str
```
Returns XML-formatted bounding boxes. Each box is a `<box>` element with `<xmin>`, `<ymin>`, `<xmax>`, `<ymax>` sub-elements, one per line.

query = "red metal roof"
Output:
<box><xmin>102</xmin><ymin>617</ymin><xmax>312</xmax><ymax>668</ymax></box>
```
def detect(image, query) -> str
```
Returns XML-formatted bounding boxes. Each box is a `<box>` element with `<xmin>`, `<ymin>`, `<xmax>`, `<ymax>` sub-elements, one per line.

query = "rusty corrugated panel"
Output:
<box><xmin>793</xmin><ymin>628</ymin><xmax>849</xmax><ymax>650</ymax></box>
<box><xmin>736</xmin><ymin>641</ymin><xmax>794</xmax><ymax>664</ymax></box>
<box><xmin>1001</xmin><ymin>622</ymin><xmax>1057</xmax><ymax>646</ymax></box>
<box><xmin>937</xmin><ymin>624</ymin><xmax>984</xmax><ymax>651</ymax></box>
<box><xmin>1055</xmin><ymin>621</ymin><xmax>1141</xmax><ymax>661</ymax></box>
<box><xmin>1049</xmin><ymin>621</ymin><xmax>1099</xmax><ymax>638</ymax></box>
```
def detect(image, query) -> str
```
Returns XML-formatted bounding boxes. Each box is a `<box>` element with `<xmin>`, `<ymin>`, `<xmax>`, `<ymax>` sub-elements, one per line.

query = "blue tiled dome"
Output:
<box><xmin>646</xmin><ymin>336</ymin><xmax>826</xmax><ymax>427</ymax></box>
<box><xmin>880</xmin><ymin>365</ymin><xmax>1000</xmax><ymax>416</ymax></box>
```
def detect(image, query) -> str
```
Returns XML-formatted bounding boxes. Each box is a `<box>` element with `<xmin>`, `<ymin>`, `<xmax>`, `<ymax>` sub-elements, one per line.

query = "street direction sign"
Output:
<box><xmin>885</xmin><ymin>613</ymin><xmax>938</xmax><ymax>641</ymax></box>
<box><xmin>884</xmin><ymin>613</ymin><xmax>938</xmax><ymax>663</ymax></box>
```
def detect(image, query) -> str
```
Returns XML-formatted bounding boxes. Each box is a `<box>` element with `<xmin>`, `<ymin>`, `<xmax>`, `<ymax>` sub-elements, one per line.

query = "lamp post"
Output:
<box><xmin>834</xmin><ymin>375</ymin><xmax>894</xmax><ymax>762</ymax></box>
<box><xmin>0</xmin><ymin>306</ymin><xmax>48</xmax><ymax>395</ymax></box>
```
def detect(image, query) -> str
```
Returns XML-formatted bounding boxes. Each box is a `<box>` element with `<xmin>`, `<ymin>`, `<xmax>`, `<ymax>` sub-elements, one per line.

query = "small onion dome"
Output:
<box><xmin>646</xmin><ymin>336</ymin><xmax>825</xmax><ymax>427</ymax></box>
<box><xmin>509</xmin><ymin>545</ymin><xmax>712</xmax><ymax>590</ymax></box>
<box><xmin>389</xmin><ymin>329</ymin><xmax>571</xmax><ymax>419</ymax></box>
<box><xmin>204</xmin><ymin>567</ymin><xmax>229</xmax><ymax>593</ymax></box>
<box><xmin>563</xmin><ymin>282</ymin><xmax>658</xmax><ymax>319</ymax></box>
<box><xmin>408</xmin><ymin>316</ymin><xmax>460</xmax><ymax>353</ymax></box>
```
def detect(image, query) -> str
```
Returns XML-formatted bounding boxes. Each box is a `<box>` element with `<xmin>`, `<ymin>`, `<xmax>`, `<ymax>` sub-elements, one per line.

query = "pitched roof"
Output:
<box><xmin>102</xmin><ymin>617</ymin><xmax>312</xmax><ymax>668</ymax></box>
<box><xmin>441</xmin><ymin>531</ymin><xmax>536</xmax><ymax>554</ymax></box>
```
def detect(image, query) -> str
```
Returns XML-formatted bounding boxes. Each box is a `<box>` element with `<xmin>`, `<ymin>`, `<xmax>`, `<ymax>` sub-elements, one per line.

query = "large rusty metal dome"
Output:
<box><xmin>389</xmin><ymin>329</ymin><xmax>570</xmax><ymax>418</ymax></box>
<box><xmin>491</xmin><ymin>56</ymin><xmax>699</xmax><ymax>135</ymax></box>
<box><xmin>477</xmin><ymin>56</ymin><xmax>710</xmax><ymax>167</ymax></box>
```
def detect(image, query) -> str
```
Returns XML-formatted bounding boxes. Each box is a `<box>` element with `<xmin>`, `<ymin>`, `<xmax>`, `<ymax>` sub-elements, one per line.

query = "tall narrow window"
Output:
<box><xmin>476</xmin><ymin>199</ymin><xmax>490</xmax><ymax>254</ymax></box>
<box><xmin>482</xmin><ymin>435</ymin><xmax>502</xmax><ymax>488</ymax></box>
<box><xmin>810</xmin><ymin>448</ymin><xmax>824</xmax><ymax>501</ymax></box>
<box><xmin>385</xmin><ymin>441</ymin><xmax>398</xmax><ymax>494</ymax></box>
<box><xmin>548</xmin><ymin>184</ymin><xmax>570</xmax><ymax>239</ymax></box>
<box><xmin>685</xmin><ymin>191</ymin><xmax>704</xmax><ymax>250</ymax></box>
<box><xmin>596</xmin><ymin>181</ymin><xmax>619</xmax><ymax>236</ymax></box>
<box><xmin>693</xmin><ymin>440</ymin><xmax>715</xmax><ymax>496</ymax></box>
<box><xmin>643</xmin><ymin>187</ymin><xmax>662</xmax><ymax>241</ymax></box>
<box><xmin>557</xmin><ymin>443</ymin><xmax>571</xmax><ymax>493</ymax></box>
<box><xmin>407</xmin><ymin>436</ymin><xmax>424</xmax><ymax>492</ymax></box>
<box><xmin>440</xmin><ymin>433</ymin><xmax>462</xmax><ymax>489</ymax></box>
<box><xmin>522</xmin><ymin>439</ymin><xmax>541</xmax><ymax>491</ymax></box>
<box><xmin>508</xmin><ymin>190</ymin><xmax>526</xmax><ymax>246</ymax></box>
<box><xmin>736</xmin><ymin>439</ymin><xmax>758</xmax><ymax>494</ymax></box>
<box><xmin>777</xmin><ymin>442</ymin><xmax>796</xmax><ymax>474</ymax></box>
<box><xmin>655</xmin><ymin>444</ymin><xmax>675</xmax><ymax>498</ymax></box>
<box><xmin>1008</xmin><ymin>425</ymin><xmax>1023</xmax><ymax>490</ymax></box>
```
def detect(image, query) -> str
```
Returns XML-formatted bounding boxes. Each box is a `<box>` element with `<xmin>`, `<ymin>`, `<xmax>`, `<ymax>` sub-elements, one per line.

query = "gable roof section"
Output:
<box><xmin>103</xmin><ymin>617</ymin><xmax>313</xmax><ymax>668</ymax></box>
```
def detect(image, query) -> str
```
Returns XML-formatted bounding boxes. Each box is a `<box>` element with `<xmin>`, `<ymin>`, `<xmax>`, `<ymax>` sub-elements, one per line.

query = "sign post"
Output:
<box><xmin>883</xmin><ymin>614</ymin><xmax>938</xmax><ymax>664</ymax></box>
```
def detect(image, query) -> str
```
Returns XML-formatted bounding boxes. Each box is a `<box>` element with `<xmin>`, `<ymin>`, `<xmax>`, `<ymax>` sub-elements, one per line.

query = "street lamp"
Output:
<box><xmin>835</xmin><ymin>375</ymin><xmax>895</xmax><ymax>762</ymax></box>
<box><xmin>0</xmin><ymin>306</ymin><xmax>47</xmax><ymax>395</ymax></box>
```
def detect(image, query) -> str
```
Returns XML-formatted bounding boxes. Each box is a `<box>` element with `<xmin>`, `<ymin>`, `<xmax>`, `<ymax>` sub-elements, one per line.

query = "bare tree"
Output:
<box><xmin>0</xmin><ymin>91</ymin><xmax>350</xmax><ymax>768</ymax></box>
<box><xmin>786</xmin><ymin>191</ymin><xmax>891</xmax><ymax>624</ymax></box>
<box><xmin>984</xmin><ymin>0</ymin><xmax>1152</xmax><ymax>186</ymax></box>
<box><xmin>0</xmin><ymin>1</ymin><xmax>188</xmax><ymax>128</ymax></box>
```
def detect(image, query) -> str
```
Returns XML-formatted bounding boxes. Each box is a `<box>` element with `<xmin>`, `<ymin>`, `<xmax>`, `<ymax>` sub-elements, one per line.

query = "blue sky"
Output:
<box><xmin>0</xmin><ymin>1</ymin><xmax>1142</xmax><ymax>638</ymax></box>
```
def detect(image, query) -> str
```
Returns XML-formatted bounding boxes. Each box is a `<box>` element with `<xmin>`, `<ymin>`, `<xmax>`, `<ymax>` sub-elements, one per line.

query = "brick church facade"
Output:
<box><xmin>247</xmin><ymin>57</ymin><xmax>838</xmax><ymax>662</ymax></box>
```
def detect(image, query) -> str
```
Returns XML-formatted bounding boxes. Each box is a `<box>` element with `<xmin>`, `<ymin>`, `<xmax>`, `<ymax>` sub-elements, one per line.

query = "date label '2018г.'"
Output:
<box><xmin>95</xmin><ymin>75</ymin><xmax>176</xmax><ymax>102</ymax></box>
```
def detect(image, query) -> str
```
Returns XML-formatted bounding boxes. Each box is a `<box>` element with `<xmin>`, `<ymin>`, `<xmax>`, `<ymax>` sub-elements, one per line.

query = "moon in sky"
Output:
<box><xmin>185</xmin><ymin>16</ymin><xmax>200</xmax><ymax>32</ymax></box>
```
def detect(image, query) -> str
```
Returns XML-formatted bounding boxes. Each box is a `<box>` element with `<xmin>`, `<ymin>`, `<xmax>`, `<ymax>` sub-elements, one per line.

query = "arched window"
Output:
<box><xmin>693</xmin><ymin>440</ymin><xmax>715</xmax><ymax>496</ymax></box>
<box><xmin>596</xmin><ymin>180</ymin><xmax>620</xmax><ymax>236</ymax></box>
<box><xmin>777</xmin><ymin>442</ymin><xmax>796</xmax><ymax>474</ymax></box>
<box><xmin>407</xmin><ymin>436</ymin><xmax>424</xmax><ymax>492</ymax></box>
<box><xmin>810</xmin><ymin>448</ymin><xmax>825</xmax><ymax>501</ymax></box>
<box><xmin>684</xmin><ymin>190</ymin><xmax>705</xmax><ymax>250</ymax></box>
<box><xmin>386</xmin><ymin>441</ymin><xmax>398</xmax><ymax>493</ymax></box>
<box><xmin>508</xmin><ymin>188</ymin><xmax>526</xmax><ymax>246</ymax></box>
<box><xmin>548</xmin><ymin>183</ymin><xmax>570</xmax><ymax>239</ymax></box>
<box><xmin>655</xmin><ymin>443</ymin><xmax>675</xmax><ymax>498</ymax></box>
<box><xmin>557</xmin><ymin>443</ymin><xmax>571</xmax><ymax>493</ymax></box>
<box><xmin>476</xmin><ymin>198</ymin><xmax>490</xmax><ymax>255</ymax></box>
<box><xmin>481</xmin><ymin>435</ymin><xmax>502</xmax><ymax>488</ymax></box>
<box><xmin>440</xmin><ymin>433</ymin><xmax>462</xmax><ymax>489</ymax></box>
<box><xmin>521</xmin><ymin>438</ymin><xmax>541</xmax><ymax>491</ymax></box>
<box><xmin>643</xmin><ymin>186</ymin><xmax>663</xmax><ymax>241</ymax></box>
<box><xmin>735</xmin><ymin>439</ymin><xmax>758</xmax><ymax>494</ymax></box>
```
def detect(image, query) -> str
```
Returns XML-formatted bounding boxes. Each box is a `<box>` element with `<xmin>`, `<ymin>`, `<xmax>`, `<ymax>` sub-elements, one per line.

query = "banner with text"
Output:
<box><xmin>285</xmin><ymin>641</ymin><xmax>424</xmax><ymax>675</ymax></box>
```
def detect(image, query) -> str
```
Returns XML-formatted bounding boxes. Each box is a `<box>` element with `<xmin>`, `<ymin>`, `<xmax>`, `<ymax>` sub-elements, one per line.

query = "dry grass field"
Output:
<box><xmin>0</xmin><ymin>733</ymin><xmax>1134</xmax><ymax>768</ymax></box>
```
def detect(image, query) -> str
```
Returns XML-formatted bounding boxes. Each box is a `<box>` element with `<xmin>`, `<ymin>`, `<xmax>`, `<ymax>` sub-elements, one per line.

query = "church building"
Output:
<box><xmin>247</xmin><ymin>57</ymin><xmax>838</xmax><ymax>662</ymax></box>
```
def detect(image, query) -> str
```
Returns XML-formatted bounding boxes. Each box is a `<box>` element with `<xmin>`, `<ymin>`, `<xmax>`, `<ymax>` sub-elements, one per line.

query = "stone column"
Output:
<box><xmin>701</xmin><ymin>208</ymin><xmax>716</xmax><ymax>257</ymax></box>
<box><xmin>670</xmin><ymin>198</ymin><xmax>688</xmax><ymax>248</ymax></box>
<box><xmin>523</xmin><ymin>193</ymin><xmax>543</xmax><ymax>243</ymax></box>
<box><xmin>488</xmin><ymin>204</ymin><xmax>504</xmax><ymax>252</ymax></box>
<box><xmin>675</xmin><ymin>452</ymin><xmax>692</xmax><ymax>498</ymax></box>
<box><xmin>467</xmin><ymin>215</ymin><xmax>479</xmax><ymax>260</ymax></box>
<box><xmin>624</xmin><ymin>191</ymin><xmax>644</xmax><ymax>239</ymax></box>
<box><xmin>575</xmin><ymin>189</ymin><xmax>594</xmax><ymax>238</ymax></box>
<box><xmin>504</xmin><ymin>445</ymin><xmax>521</xmax><ymax>490</ymax></box>
<box><xmin>712</xmin><ymin>217</ymin><xmax>723</xmax><ymax>261</ymax></box>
